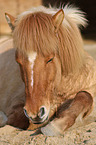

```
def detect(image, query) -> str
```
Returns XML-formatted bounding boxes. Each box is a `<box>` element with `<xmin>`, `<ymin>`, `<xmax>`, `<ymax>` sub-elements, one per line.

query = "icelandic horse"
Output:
<box><xmin>0</xmin><ymin>5</ymin><xmax>96</xmax><ymax>136</ymax></box>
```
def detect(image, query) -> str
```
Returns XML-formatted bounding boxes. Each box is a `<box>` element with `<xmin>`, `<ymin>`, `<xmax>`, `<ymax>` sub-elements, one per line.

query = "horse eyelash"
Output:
<box><xmin>47</xmin><ymin>58</ymin><xmax>53</xmax><ymax>64</ymax></box>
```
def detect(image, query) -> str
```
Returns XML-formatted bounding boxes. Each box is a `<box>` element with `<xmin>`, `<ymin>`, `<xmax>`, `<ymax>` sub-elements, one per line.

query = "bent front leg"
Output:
<box><xmin>41</xmin><ymin>91</ymin><xmax>93</xmax><ymax>136</ymax></box>
<box><xmin>7</xmin><ymin>103</ymin><xmax>29</xmax><ymax>130</ymax></box>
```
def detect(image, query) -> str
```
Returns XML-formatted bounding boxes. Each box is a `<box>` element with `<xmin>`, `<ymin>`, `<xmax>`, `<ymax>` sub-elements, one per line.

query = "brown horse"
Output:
<box><xmin>3</xmin><ymin>5</ymin><xmax>96</xmax><ymax>135</ymax></box>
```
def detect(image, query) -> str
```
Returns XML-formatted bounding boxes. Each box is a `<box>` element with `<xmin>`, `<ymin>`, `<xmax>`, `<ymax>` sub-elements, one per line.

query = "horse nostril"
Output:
<box><xmin>39</xmin><ymin>106</ymin><xmax>46</xmax><ymax>119</ymax></box>
<box><xmin>23</xmin><ymin>108</ymin><xmax>29</xmax><ymax>118</ymax></box>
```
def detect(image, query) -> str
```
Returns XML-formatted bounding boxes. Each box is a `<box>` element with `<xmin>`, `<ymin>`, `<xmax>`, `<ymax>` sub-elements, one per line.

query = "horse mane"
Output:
<box><xmin>13</xmin><ymin>5</ymin><xmax>87</xmax><ymax>75</ymax></box>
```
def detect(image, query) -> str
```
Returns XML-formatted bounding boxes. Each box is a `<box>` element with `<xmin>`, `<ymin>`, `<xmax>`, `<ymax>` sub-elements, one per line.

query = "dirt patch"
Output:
<box><xmin>0</xmin><ymin>122</ymin><xmax>96</xmax><ymax>145</ymax></box>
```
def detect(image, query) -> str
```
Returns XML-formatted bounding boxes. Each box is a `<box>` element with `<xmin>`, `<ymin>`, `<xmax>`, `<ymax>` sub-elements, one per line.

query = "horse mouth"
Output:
<box><xmin>29</xmin><ymin>115</ymin><xmax>49</xmax><ymax>124</ymax></box>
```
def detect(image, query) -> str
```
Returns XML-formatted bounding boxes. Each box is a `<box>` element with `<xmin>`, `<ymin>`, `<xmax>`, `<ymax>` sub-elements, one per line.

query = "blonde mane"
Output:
<box><xmin>13</xmin><ymin>5</ymin><xmax>87</xmax><ymax>75</ymax></box>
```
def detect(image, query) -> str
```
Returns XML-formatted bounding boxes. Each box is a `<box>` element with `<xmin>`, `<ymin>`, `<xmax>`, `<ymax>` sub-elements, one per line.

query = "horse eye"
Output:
<box><xmin>47</xmin><ymin>58</ymin><xmax>53</xmax><ymax>64</ymax></box>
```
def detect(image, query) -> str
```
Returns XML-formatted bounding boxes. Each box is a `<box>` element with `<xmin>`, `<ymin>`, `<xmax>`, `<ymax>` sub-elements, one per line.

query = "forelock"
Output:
<box><xmin>13</xmin><ymin>12</ymin><xmax>57</xmax><ymax>56</ymax></box>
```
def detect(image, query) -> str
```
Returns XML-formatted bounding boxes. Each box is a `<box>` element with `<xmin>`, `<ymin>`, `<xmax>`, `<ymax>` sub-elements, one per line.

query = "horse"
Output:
<box><xmin>1</xmin><ymin>5</ymin><xmax>96</xmax><ymax>136</ymax></box>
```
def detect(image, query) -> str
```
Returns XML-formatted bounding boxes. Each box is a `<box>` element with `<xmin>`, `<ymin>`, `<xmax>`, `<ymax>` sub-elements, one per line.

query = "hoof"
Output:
<box><xmin>0</xmin><ymin>111</ymin><xmax>8</xmax><ymax>127</ymax></box>
<box><xmin>41</xmin><ymin>122</ymin><xmax>62</xmax><ymax>136</ymax></box>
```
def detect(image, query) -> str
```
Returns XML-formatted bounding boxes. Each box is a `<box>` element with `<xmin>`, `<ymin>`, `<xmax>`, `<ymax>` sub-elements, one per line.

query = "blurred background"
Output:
<box><xmin>0</xmin><ymin>0</ymin><xmax>96</xmax><ymax>40</ymax></box>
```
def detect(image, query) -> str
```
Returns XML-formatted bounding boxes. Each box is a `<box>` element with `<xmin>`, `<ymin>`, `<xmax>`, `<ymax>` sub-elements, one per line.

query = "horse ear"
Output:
<box><xmin>5</xmin><ymin>13</ymin><xmax>15</xmax><ymax>31</ymax></box>
<box><xmin>52</xmin><ymin>9</ymin><xmax>64</xmax><ymax>32</ymax></box>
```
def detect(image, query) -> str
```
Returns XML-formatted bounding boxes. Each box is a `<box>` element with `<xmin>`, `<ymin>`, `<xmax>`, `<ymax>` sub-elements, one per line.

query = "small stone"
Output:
<box><xmin>86</xmin><ymin>129</ymin><xmax>91</xmax><ymax>132</ymax></box>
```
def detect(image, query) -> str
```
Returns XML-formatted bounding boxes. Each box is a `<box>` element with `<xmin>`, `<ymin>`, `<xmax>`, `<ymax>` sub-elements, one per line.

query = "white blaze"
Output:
<box><xmin>28</xmin><ymin>52</ymin><xmax>37</xmax><ymax>88</ymax></box>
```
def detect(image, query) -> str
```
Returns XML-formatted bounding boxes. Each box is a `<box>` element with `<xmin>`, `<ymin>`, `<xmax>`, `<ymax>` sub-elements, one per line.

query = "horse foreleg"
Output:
<box><xmin>41</xmin><ymin>91</ymin><xmax>93</xmax><ymax>136</ymax></box>
<box><xmin>7</xmin><ymin>103</ymin><xmax>29</xmax><ymax>130</ymax></box>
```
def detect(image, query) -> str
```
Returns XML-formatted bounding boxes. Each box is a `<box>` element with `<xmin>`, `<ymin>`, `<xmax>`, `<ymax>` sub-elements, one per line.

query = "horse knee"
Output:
<box><xmin>76</xmin><ymin>91</ymin><xmax>93</xmax><ymax>118</ymax></box>
<box><xmin>0</xmin><ymin>111</ymin><xmax>8</xmax><ymax>127</ymax></box>
<box><xmin>76</xmin><ymin>91</ymin><xmax>93</xmax><ymax>105</ymax></box>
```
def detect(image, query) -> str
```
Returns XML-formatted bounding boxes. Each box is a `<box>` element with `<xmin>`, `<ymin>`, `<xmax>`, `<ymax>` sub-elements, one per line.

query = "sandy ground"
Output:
<box><xmin>0</xmin><ymin>122</ymin><xmax>96</xmax><ymax>145</ymax></box>
<box><xmin>0</xmin><ymin>37</ymin><xmax>96</xmax><ymax>145</ymax></box>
